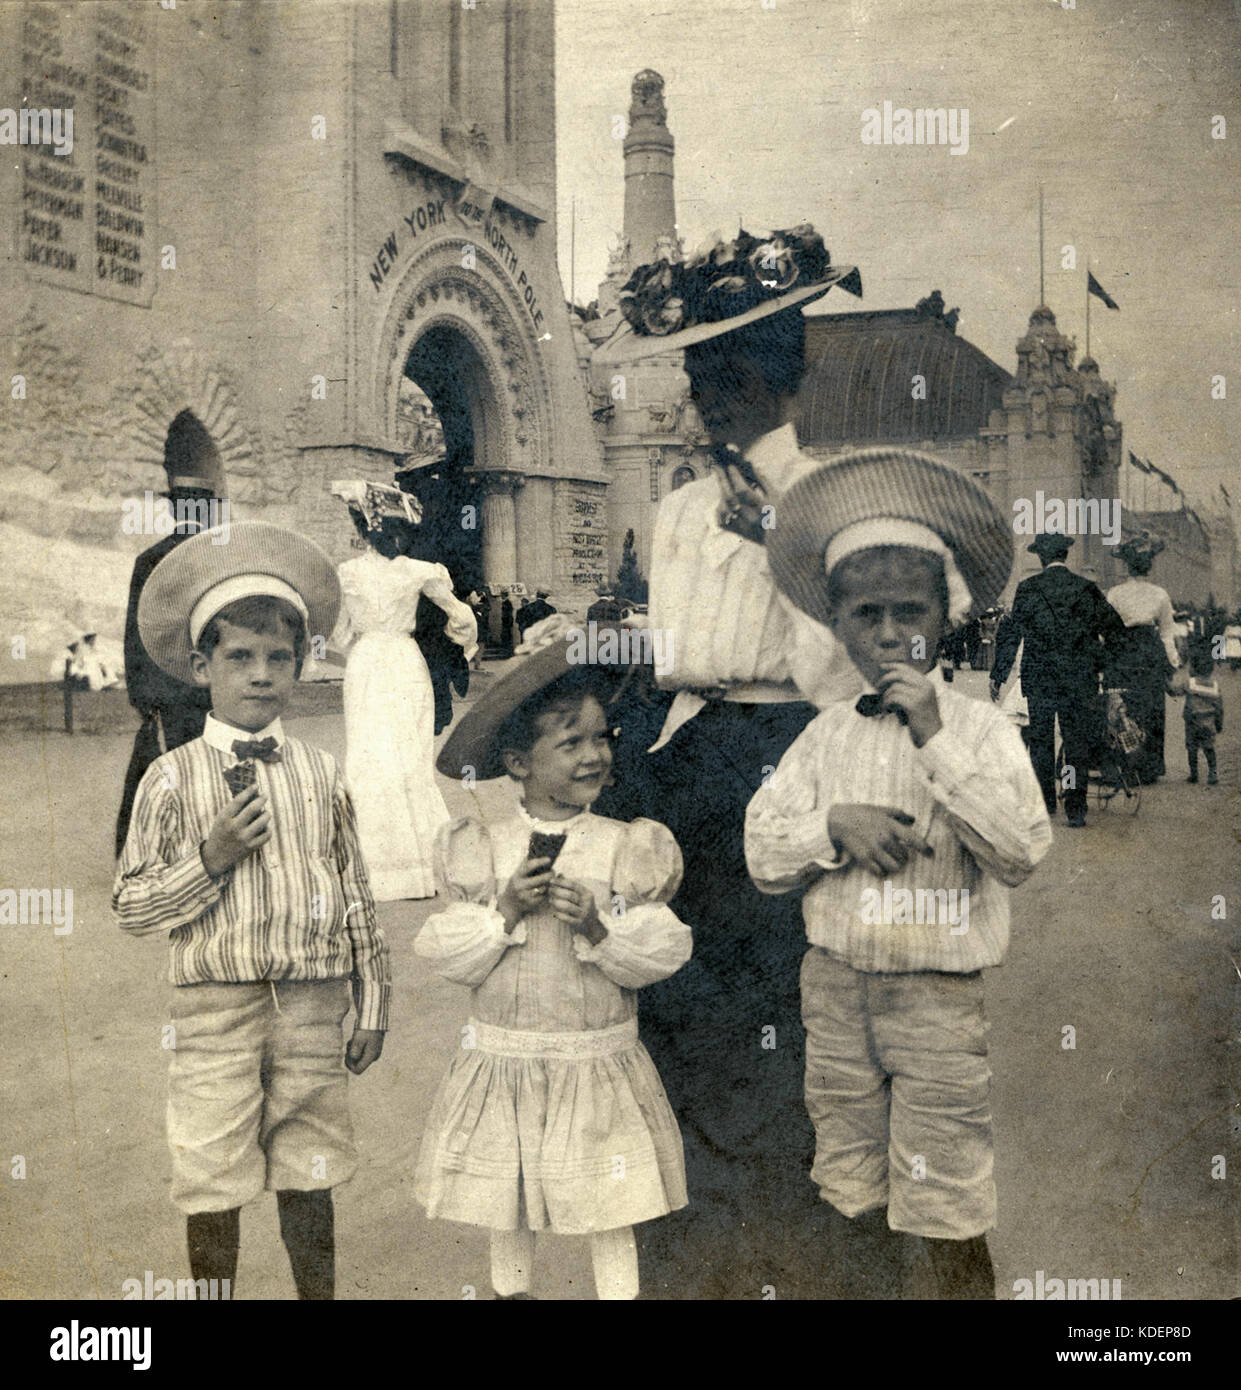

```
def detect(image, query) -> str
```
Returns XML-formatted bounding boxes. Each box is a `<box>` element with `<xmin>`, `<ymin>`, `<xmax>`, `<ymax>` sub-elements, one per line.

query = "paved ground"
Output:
<box><xmin>1</xmin><ymin>667</ymin><xmax>1237</xmax><ymax>1299</ymax></box>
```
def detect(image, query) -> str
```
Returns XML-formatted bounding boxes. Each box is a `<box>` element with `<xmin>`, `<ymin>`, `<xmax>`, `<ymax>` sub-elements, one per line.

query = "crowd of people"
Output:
<box><xmin>105</xmin><ymin>222</ymin><xmax>1230</xmax><ymax>1301</ymax></box>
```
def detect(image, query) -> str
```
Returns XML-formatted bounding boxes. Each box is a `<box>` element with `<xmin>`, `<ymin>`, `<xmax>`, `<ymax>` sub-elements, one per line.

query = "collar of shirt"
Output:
<box><xmin>701</xmin><ymin>422</ymin><xmax>807</xmax><ymax>571</ymax></box>
<box><xmin>202</xmin><ymin>712</ymin><xmax>286</xmax><ymax>755</ymax></box>
<box><xmin>745</xmin><ymin>421</ymin><xmax>805</xmax><ymax>495</ymax></box>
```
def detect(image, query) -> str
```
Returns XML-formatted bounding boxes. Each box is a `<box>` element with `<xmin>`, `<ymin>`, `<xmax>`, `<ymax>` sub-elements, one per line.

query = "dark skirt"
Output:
<box><xmin>1110</xmin><ymin>626</ymin><xmax>1169</xmax><ymax>781</ymax></box>
<box><xmin>595</xmin><ymin>696</ymin><xmax>847</xmax><ymax>1299</ymax></box>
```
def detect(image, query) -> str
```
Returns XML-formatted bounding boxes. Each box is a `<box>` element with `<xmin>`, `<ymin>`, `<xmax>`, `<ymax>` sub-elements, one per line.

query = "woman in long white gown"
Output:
<box><xmin>332</xmin><ymin>481</ymin><xmax>478</xmax><ymax>900</ymax></box>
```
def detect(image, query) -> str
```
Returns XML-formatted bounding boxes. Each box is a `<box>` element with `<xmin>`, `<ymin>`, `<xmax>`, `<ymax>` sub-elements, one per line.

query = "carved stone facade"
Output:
<box><xmin>983</xmin><ymin>305</ymin><xmax>1125</xmax><ymax>592</ymax></box>
<box><xmin>0</xmin><ymin>0</ymin><xmax>604</xmax><ymax>679</ymax></box>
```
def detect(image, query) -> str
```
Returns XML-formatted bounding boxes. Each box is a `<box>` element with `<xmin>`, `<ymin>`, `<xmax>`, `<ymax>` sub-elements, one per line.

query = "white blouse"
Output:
<box><xmin>414</xmin><ymin>811</ymin><xmax>692</xmax><ymax>1027</ymax></box>
<box><xmin>337</xmin><ymin>553</ymin><xmax>477</xmax><ymax>658</ymax></box>
<box><xmin>647</xmin><ymin>423</ymin><xmax>857</xmax><ymax>706</ymax></box>
<box><xmin>1105</xmin><ymin>578</ymin><xmax>1178</xmax><ymax>666</ymax></box>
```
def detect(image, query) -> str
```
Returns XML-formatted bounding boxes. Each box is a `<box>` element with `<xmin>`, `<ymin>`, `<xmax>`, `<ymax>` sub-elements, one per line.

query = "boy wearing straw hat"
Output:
<box><xmin>748</xmin><ymin>449</ymin><xmax>1052</xmax><ymax>1298</ymax></box>
<box><xmin>113</xmin><ymin>522</ymin><xmax>390</xmax><ymax>1300</ymax></box>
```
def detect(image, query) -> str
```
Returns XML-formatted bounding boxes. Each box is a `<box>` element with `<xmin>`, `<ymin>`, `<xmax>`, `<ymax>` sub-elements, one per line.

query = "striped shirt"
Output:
<box><xmin>113</xmin><ymin>714</ymin><xmax>390</xmax><ymax>1030</ymax></box>
<box><xmin>648</xmin><ymin>423</ymin><xmax>842</xmax><ymax>699</ymax></box>
<box><xmin>745</xmin><ymin>672</ymin><xmax>1052</xmax><ymax>974</ymax></box>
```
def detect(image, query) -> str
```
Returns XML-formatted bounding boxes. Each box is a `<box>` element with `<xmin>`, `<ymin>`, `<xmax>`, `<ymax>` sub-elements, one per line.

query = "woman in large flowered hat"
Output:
<box><xmin>593</xmin><ymin>225</ymin><xmax>865</xmax><ymax>1299</ymax></box>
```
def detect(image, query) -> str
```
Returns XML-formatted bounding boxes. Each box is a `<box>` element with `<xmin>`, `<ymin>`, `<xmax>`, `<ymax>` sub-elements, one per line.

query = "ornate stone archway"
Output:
<box><xmin>373</xmin><ymin>238</ymin><xmax>555</xmax><ymax>588</ymax></box>
<box><xmin>374</xmin><ymin>238</ymin><xmax>552</xmax><ymax>479</ymax></box>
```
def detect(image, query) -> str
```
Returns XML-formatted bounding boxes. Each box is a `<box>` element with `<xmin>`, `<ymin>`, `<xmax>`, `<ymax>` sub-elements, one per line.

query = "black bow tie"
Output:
<box><xmin>231</xmin><ymin>736</ymin><xmax>282</xmax><ymax>763</ymax></box>
<box><xmin>855</xmin><ymin>693</ymin><xmax>908</xmax><ymax>724</ymax></box>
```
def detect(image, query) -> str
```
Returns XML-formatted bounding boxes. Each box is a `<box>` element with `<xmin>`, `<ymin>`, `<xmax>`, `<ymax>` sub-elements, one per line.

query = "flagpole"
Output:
<box><xmin>1038</xmin><ymin>184</ymin><xmax>1044</xmax><ymax>306</ymax></box>
<box><xmin>1085</xmin><ymin>259</ymin><xmax>1091</xmax><ymax>358</ymax></box>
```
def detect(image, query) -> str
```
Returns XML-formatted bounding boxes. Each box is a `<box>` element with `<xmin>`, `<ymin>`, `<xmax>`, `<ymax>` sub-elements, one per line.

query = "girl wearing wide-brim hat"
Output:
<box><xmin>592</xmin><ymin>224</ymin><xmax>866</xmax><ymax>1298</ymax></box>
<box><xmin>1105</xmin><ymin>532</ymin><xmax>1179</xmax><ymax>783</ymax></box>
<box><xmin>412</xmin><ymin>616</ymin><xmax>691</xmax><ymax>1300</ymax></box>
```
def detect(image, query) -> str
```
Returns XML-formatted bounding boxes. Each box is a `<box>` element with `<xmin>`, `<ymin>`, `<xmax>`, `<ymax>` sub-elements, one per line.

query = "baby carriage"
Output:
<box><xmin>1055</xmin><ymin>683</ymin><xmax>1143</xmax><ymax>815</ymax></box>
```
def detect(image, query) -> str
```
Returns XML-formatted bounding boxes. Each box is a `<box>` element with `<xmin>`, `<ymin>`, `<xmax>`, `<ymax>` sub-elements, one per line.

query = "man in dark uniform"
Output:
<box><xmin>114</xmin><ymin>475</ymin><xmax>219</xmax><ymax>855</ymax></box>
<box><xmin>991</xmin><ymin>532</ymin><xmax>1126</xmax><ymax>828</ymax></box>
<box><xmin>516</xmin><ymin>589</ymin><xmax>556</xmax><ymax>635</ymax></box>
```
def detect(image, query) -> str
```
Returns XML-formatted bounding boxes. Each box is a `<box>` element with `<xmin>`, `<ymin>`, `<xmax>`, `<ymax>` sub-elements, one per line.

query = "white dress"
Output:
<box><xmin>413</xmin><ymin>808</ymin><xmax>691</xmax><ymax>1234</ymax></box>
<box><xmin>338</xmin><ymin>552</ymin><xmax>477</xmax><ymax>900</ymax></box>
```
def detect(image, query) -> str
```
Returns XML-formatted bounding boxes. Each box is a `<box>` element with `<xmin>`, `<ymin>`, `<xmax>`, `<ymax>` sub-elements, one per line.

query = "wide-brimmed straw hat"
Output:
<box><xmin>593</xmin><ymin>223</ymin><xmax>861</xmax><ymax>365</ymax></box>
<box><xmin>437</xmin><ymin>615</ymin><xmax>639</xmax><ymax>781</ymax></box>
<box><xmin>330</xmin><ymin>479</ymin><xmax>422</xmax><ymax>532</ymax></box>
<box><xmin>765</xmin><ymin>448</ymin><xmax>1013</xmax><ymax>626</ymax></box>
<box><xmin>137</xmin><ymin>521</ymin><xmax>341</xmax><ymax>684</ymax></box>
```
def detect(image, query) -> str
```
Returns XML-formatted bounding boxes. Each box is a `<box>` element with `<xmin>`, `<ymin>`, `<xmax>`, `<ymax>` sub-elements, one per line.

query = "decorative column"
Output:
<box><xmin>478</xmin><ymin>470</ymin><xmax>524</xmax><ymax>587</ymax></box>
<box><xmin>623</xmin><ymin>70</ymin><xmax>677</xmax><ymax>268</ymax></box>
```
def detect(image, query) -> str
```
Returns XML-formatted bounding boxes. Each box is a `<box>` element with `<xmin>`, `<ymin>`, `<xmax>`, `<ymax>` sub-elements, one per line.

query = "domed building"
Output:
<box><xmin>578</xmin><ymin>71</ymin><xmax>1229</xmax><ymax>606</ymax></box>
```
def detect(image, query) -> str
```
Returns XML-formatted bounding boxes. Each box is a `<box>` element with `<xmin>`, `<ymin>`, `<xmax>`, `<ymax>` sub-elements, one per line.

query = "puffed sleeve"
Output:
<box><xmin>424</xmin><ymin>563</ymin><xmax>479</xmax><ymax>661</ymax></box>
<box><xmin>571</xmin><ymin>819</ymin><xmax>691</xmax><ymax>988</ymax></box>
<box><xmin>414</xmin><ymin>818</ymin><xmax>527</xmax><ymax>986</ymax></box>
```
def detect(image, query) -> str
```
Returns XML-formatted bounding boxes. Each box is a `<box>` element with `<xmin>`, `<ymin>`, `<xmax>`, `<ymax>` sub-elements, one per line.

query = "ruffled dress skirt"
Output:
<box><xmin>415</xmin><ymin>924</ymin><xmax>688</xmax><ymax>1234</ymax></box>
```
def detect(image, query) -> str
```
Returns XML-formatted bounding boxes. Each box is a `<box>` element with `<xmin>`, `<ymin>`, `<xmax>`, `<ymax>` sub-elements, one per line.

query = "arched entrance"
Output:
<box><xmin>374</xmin><ymin>236</ymin><xmax>557</xmax><ymax>640</ymax></box>
<box><xmin>398</xmin><ymin>326</ymin><xmax>491</xmax><ymax>592</ymax></box>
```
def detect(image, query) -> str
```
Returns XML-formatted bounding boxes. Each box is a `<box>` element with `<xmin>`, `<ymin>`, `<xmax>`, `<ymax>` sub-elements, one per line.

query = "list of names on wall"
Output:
<box><xmin>18</xmin><ymin>0</ymin><xmax>155</xmax><ymax>306</ymax></box>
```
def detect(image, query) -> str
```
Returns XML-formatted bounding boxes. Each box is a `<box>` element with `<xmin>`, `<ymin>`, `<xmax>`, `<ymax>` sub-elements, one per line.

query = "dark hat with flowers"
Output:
<box><xmin>593</xmin><ymin>223</ymin><xmax>861</xmax><ymax>364</ymax></box>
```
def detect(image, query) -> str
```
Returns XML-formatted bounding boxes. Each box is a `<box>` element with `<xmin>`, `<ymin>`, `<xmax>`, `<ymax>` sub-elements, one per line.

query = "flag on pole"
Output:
<box><xmin>1087</xmin><ymin>270</ymin><xmax>1119</xmax><ymax>310</ymax></box>
<box><xmin>1221</xmin><ymin>483</ymin><xmax>1232</xmax><ymax>507</ymax></box>
<box><xmin>1129</xmin><ymin>450</ymin><xmax>1150</xmax><ymax>473</ymax></box>
<box><xmin>1152</xmin><ymin>462</ymin><xmax>1179</xmax><ymax>492</ymax></box>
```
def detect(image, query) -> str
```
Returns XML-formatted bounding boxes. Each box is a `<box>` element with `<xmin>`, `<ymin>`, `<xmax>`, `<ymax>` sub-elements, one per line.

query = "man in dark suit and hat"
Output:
<box><xmin>114</xmin><ymin>474</ymin><xmax>220</xmax><ymax>855</ymax></box>
<box><xmin>991</xmin><ymin>533</ymin><xmax>1127</xmax><ymax>827</ymax></box>
<box><xmin>516</xmin><ymin>589</ymin><xmax>556</xmax><ymax>636</ymax></box>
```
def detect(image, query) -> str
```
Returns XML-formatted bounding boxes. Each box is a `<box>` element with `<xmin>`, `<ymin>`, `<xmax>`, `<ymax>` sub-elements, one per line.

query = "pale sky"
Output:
<box><xmin>554</xmin><ymin>0</ymin><xmax>1240</xmax><ymax>513</ymax></box>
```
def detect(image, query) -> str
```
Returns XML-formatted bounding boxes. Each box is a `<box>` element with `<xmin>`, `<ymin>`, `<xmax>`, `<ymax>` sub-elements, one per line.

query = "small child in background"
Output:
<box><xmin>1183</xmin><ymin>646</ymin><xmax>1223</xmax><ymax>785</ymax></box>
<box><xmin>415</xmin><ymin>616</ymin><xmax>691</xmax><ymax>1300</ymax></box>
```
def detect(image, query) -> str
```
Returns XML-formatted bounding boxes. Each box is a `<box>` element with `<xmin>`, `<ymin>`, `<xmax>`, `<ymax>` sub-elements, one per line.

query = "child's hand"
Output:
<box><xmin>497</xmin><ymin>857</ymin><xmax>554</xmax><ymax>932</ymax></box>
<box><xmin>201</xmin><ymin>784</ymin><xmax>270</xmax><ymax>877</ymax></box>
<box><xmin>346</xmin><ymin>1027</ymin><xmax>384</xmax><ymax>1074</ymax></box>
<box><xmin>875</xmin><ymin>663</ymin><xmax>943</xmax><ymax>747</ymax></box>
<box><xmin>548</xmin><ymin>875</ymin><xmax>608</xmax><ymax>945</ymax></box>
<box><xmin>827</xmin><ymin>804</ymin><xmax>932</xmax><ymax>877</ymax></box>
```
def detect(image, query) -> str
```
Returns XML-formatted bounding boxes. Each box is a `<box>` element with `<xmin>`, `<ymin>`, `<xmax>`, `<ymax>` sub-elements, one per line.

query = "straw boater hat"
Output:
<box><xmin>137</xmin><ymin>521</ymin><xmax>341</xmax><ymax>684</ymax></box>
<box><xmin>593</xmin><ymin>223</ymin><xmax>861</xmax><ymax>365</ymax></box>
<box><xmin>437</xmin><ymin>614</ymin><xmax>637</xmax><ymax>781</ymax></box>
<box><xmin>765</xmin><ymin>448</ymin><xmax>1013</xmax><ymax>627</ymax></box>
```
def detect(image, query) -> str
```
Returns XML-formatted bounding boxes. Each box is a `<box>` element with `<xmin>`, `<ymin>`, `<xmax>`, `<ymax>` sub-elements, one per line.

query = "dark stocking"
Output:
<box><xmin>186</xmin><ymin>1207</ymin><xmax>240</xmax><ymax>1287</ymax></box>
<box><xmin>276</xmin><ymin>1189</ymin><xmax>335</xmax><ymax>1300</ymax></box>
<box><xmin>924</xmin><ymin>1234</ymin><xmax>995</xmax><ymax>1299</ymax></box>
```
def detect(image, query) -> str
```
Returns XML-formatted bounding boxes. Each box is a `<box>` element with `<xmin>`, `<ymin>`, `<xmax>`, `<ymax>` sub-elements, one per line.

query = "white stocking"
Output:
<box><xmin>590</xmin><ymin>1225</ymin><xmax>638</xmax><ymax>1300</ymax></box>
<box><xmin>490</xmin><ymin>1227</ymin><xmax>535</xmax><ymax>1296</ymax></box>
